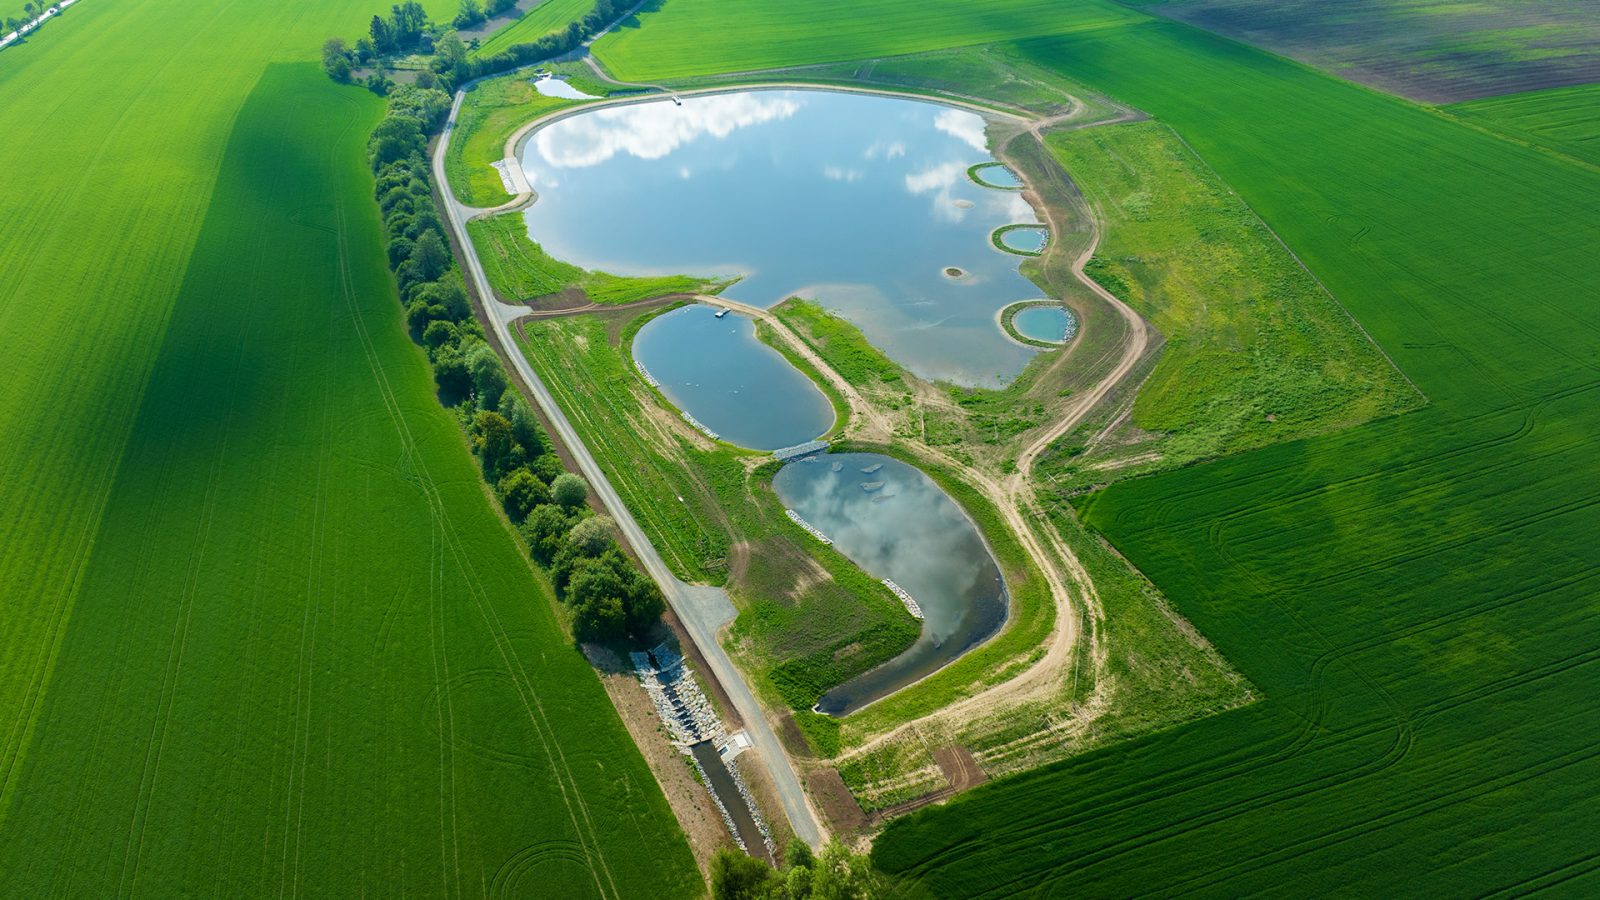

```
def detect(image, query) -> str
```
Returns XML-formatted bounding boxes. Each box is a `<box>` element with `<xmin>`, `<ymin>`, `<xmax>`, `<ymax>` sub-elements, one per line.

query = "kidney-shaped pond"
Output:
<box><xmin>774</xmin><ymin>453</ymin><xmax>1008</xmax><ymax>715</ymax></box>
<box><xmin>633</xmin><ymin>304</ymin><xmax>833</xmax><ymax>450</ymax></box>
<box><xmin>519</xmin><ymin>88</ymin><xmax>1047</xmax><ymax>392</ymax></box>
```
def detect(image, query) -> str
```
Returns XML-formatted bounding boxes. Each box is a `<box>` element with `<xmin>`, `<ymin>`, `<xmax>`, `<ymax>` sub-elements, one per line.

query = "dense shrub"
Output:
<box><xmin>498</xmin><ymin>467</ymin><xmax>550</xmax><ymax>520</ymax></box>
<box><xmin>710</xmin><ymin>840</ymin><xmax>882</xmax><ymax>900</ymax></box>
<box><xmin>327</xmin><ymin>0</ymin><xmax>627</xmax><ymax>94</ymax></box>
<box><xmin>551</xmin><ymin>472</ymin><xmax>588</xmax><ymax>508</ymax></box>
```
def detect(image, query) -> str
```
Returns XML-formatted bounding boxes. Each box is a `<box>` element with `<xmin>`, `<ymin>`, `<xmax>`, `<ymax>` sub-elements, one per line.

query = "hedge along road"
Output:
<box><xmin>432</xmin><ymin>86</ymin><xmax>827</xmax><ymax>849</ymax></box>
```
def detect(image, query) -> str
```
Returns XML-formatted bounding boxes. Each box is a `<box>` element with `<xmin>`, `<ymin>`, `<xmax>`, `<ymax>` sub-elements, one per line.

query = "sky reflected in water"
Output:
<box><xmin>520</xmin><ymin>89</ymin><xmax>1045</xmax><ymax>387</ymax></box>
<box><xmin>633</xmin><ymin>305</ymin><xmax>833</xmax><ymax>450</ymax></box>
<box><xmin>773</xmin><ymin>453</ymin><xmax>1007</xmax><ymax>715</ymax></box>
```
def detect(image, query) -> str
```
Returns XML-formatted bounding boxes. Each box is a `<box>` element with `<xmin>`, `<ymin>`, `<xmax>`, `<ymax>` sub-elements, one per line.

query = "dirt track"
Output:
<box><xmin>836</xmin><ymin>185</ymin><xmax>1141</xmax><ymax>759</ymax></box>
<box><xmin>693</xmin><ymin>295</ymin><xmax>896</xmax><ymax>443</ymax></box>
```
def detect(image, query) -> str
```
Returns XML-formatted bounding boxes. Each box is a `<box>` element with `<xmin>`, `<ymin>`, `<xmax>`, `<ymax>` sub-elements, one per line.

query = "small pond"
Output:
<box><xmin>532</xmin><ymin>74</ymin><xmax>596</xmax><ymax>100</ymax></box>
<box><xmin>970</xmin><ymin>162</ymin><xmax>1023</xmax><ymax>189</ymax></box>
<box><xmin>996</xmin><ymin>224</ymin><xmax>1049</xmax><ymax>255</ymax></box>
<box><xmin>773</xmin><ymin>452</ymin><xmax>1008</xmax><ymax>715</ymax></box>
<box><xmin>517</xmin><ymin>88</ymin><xmax>1047</xmax><ymax>390</ymax></box>
<box><xmin>1012</xmin><ymin>304</ymin><xmax>1077</xmax><ymax>344</ymax></box>
<box><xmin>632</xmin><ymin>305</ymin><xmax>833</xmax><ymax>450</ymax></box>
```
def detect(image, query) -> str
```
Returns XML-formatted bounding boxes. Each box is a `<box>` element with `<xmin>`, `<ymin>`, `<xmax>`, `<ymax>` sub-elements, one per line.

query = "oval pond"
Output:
<box><xmin>633</xmin><ymin>304</ymin><xmax>833</xmax><ymax>450</ymax></box>
<box><xmin>1012</xmin><ymin>304</ymin><xmax>1077</xmax><ymax>344</ymax></box>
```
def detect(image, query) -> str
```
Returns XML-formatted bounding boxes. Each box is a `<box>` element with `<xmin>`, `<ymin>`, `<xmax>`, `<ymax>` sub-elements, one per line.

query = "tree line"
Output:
<box><xmin>712</xmin><ymin>840</ymin><xmax>883</xmax><ymax>900</ymax></box>
<box><xmin>4</xmin><ymin>0</ymin><xmax>61</xmax><ymax>42</ymax></box>
<box><xmin>364</xmin><ymin>84</ymin><xmax>663</xmax><ymax>645</ymax></box>
<box><xmin>323</xmin><ymin>0</ymin><xmax>626</xmax><ymax>95</ymax></box>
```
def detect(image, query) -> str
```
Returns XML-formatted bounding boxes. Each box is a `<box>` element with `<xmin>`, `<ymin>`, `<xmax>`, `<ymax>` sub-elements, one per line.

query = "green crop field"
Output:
<box><xmin>873</xmin><ymin>9</ymin><xmax>1600</xmax><ymax>896</ymax></box>
<box><xmin>592</xmin><ymin>0</ymin><xmax>1143</xmax><ymax>82</ymax></box>
<box><xmin>1131</xmin><ymin>0</ymin><xmax>1600</xmax><ymax>103</ymax></box>
<box><xmin>473</xmin><ymin>0</ymin><xmax>593</xmax><ymax>57</ymax></box>
<box><xmin>1449</xmin><ymin>84</ymin><xmax>1600</xmax><ymax>168</ymax></box>
<box><xmin>1040</xmin><ymin>119</ymin><xmax>1419</xmax><ymax>475</ymax></box>
<box><xmin>10</xmin><ymin>0</ymin><xmax>1598</xmax><ymax>890</ymax></box>
<box><xmin>0</xmin><ymin>0</ymin><xmax>696</xmax><ymax>895</ymax></box>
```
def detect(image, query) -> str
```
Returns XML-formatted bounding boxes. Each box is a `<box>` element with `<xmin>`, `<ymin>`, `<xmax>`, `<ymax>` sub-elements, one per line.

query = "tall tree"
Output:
<box><xmin>369</xmin><ymin>14</ymin><xmax>394</xmax><ymax>55</ymax></box>
<box><xmin>408</xmin><ymin>228</ymin><xmax>449</xmax><ymax>282</ymax></box>
<box><xmin>389</xmin><ymin>1</ymin><xmax>429</xmax><ymax>50</ymax></box>
<box><xmin>432</xmin><ymin>32</ymin><xmax>469</xmax><ymax>85</ymax></box>
<box><xmin>472</xmin><ymin>410</ymin><xmax>517</xmax><ymax>478</ymax></box>
<box><xmin>452</xmin><ymin>0</ymin><xmax>483</xmax><ymax>29</ymax></box>
<box><xmin>321</xmin><ymin>37</ymin><xmax>352</xmax><ymax>82</ymax></box>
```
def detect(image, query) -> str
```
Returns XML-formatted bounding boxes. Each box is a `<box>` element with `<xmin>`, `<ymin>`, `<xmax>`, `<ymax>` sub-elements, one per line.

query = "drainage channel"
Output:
<box><xmin>633</xmin><ymin>643</ymin><xmax>775</xmax><ymax>861</ymax></box>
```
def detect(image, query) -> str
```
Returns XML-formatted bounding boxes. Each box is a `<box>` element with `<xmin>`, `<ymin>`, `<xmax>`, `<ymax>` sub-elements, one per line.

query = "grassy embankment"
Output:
<box><xmin>1447</xmin><ymin>83</ymin><xmax>1600</xmax><ymax>168</ymax></box>
<box><xmin>871</xmin><ymin>9</ymin><xmax>1600</xmax><ymax>896</ymax></box>
<box><xmin>0</xmin><ymin>0</ymin><xmax>697</xmax><ymax>887</ymax></box>
<box><xmin>444</xmin><ymin>61</ymin><xmax>618</xmax><ymax>207</ymax></box>
<box><xmin>513</xmin><ymin>310</ymin><xmax>919</xmax><ymax>753</ymax></box>
<box><xmin>469</xmin><ymin>212</ymin><xmax>726</xmax><ymax>304</ymax></box>
<box><xmin>472</xmin><ymin>0</ymin><xmax>592</xmax><ymax>57</ymax></box>
<box><xmin>1034</xmin><ymin>119</ymin><xmax>1420</xmax><ymax>485</ymax></box>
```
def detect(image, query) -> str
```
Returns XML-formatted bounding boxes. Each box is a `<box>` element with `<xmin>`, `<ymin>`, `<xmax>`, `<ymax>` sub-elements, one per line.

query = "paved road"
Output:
<box><xmin>431</xmin><ymin>90</ymin><xmax>825</xmax><ymax>848</ymax></box>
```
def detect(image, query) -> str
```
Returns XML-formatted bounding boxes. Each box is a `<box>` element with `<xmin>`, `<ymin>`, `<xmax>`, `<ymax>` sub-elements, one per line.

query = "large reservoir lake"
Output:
<box><xmin>519</xmin><ymin>88</ymin><xmax>1047</xmax><ymax>392</ymax></box>
<box><xmin>774</xmin><ymin>453</ymin><xmax>1008</xmax><ymax>715</ymax></box>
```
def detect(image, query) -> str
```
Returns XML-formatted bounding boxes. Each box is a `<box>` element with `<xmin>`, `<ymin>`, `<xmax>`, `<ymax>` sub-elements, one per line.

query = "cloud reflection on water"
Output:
<box><xmin>534</xmin><ymin>93</ymin><xmax>802</xmax><ymax>169</ymax></box>
<box><xmin>934</xmin><ymin>108</ymin><xmax>989</xmax><ymax>153</ymax></box>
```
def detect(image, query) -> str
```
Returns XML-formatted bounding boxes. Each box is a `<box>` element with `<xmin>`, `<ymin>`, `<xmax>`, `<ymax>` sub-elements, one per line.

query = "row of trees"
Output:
<box><xmin>712</xmin><ymin>840</ymin><xmax>883</xmax><ymax>900</ymax></box>
<box><xmin>464</xmin><ymin>0</ymin><xmax>622</xmax><ymax>82</ymax></box>
<box><xmin>5</xmin><ymin>0</ymin><xmax>58</xmax><ymax>40</ymax></box>
<box><xmin>364</xmin><ymin>85</ymin><xmax>663</xmax><ymax>645</ymax></box>
<box><xmin>323</xmin><ymin>0</ymin><xmax>626</xmax><ymax>93</ymax></box>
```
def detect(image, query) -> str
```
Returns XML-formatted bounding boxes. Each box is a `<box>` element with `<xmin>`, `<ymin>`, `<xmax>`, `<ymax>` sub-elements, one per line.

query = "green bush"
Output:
<box><xmin>551</xmin><ymin>471</ymin><xmax>588</xmax><ymax>508</ymax></box>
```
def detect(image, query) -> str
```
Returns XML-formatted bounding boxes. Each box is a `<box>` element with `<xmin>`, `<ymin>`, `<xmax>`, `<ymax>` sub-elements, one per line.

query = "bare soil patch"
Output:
<box><xmin>808</xmin><ymin>767</ymin><xmax>868</xmax><ymax>833</ymax></box>
<box><xmin>933</xmin><ymin>745</ymin><xmax>988</xmax><ymax>792</ymax></box>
